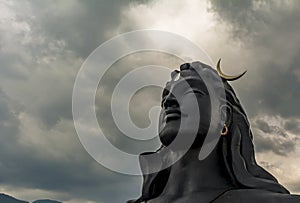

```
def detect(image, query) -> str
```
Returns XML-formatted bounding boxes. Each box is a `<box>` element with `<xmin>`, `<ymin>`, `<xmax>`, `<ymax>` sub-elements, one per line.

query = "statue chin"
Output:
<box><xmin>159</xmin><ymin>120</ymin><xmax>180</xmax><ymax>146</ymax></box>
<box><xmin>159</xmin><ymin>118</ymin><xmax>210</xmax><ymax>148</ymax></box>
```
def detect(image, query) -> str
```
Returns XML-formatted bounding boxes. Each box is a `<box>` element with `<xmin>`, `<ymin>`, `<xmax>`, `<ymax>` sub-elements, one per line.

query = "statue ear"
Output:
<box><xmin>220</xmin><ymin>104</ymin><xmax>232</xmax><ymax>127</ymax></box>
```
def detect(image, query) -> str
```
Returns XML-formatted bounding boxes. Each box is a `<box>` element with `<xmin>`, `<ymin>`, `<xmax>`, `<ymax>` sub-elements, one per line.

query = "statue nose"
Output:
<box><xmin>163</xmin><ymin>93</ymin><xmax>179</xmax><ymax>108</ymax></box>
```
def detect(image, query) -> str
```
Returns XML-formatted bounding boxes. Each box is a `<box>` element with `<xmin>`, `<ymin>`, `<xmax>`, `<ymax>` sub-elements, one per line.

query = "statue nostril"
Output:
<box><xmin>180</xmin><ymin>63</ymin><xmax>191</xmax><ymax>71</ymax></box>
<box><xmin>164</xmin><ymin>98</ymin><xmax>179</xmax><ymax>109</ymax></box>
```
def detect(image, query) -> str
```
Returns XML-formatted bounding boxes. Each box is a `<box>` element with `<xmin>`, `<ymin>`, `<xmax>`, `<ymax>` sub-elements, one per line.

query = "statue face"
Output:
<box><xmin>159</xmin><ymin>69</ymin><xmax>211</xmax><ymax>148</ymax></box>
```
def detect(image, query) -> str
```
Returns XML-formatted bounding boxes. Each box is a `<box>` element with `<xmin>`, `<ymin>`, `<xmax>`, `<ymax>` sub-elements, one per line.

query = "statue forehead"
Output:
<box><xmin>164</xmin><ymin>73</ymin><xmax>206</xmax><ymax>92</ymax></box>
<box><xmin>164</xmin><ymin>62</ymin><xmax>220</xmax><ymax>92</ymax></box>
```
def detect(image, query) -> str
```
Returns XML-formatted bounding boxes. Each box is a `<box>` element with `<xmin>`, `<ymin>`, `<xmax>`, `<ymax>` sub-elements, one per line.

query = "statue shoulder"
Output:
<box><xmin>213</xmin><ymin>189</ymin><xmax>300</xmax><ymax>203</ymax></box>
<box><xmin>127</xmin><ymin>150</ymin><xmax>171</xmax><ymax>203</ymax></box>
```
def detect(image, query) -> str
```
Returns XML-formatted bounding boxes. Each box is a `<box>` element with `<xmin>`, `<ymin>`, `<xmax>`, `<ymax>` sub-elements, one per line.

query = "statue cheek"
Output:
<box><xmin>180</xmin><ymin>95</ymin><xmax>198</xmax><ymax>117</ymax></box>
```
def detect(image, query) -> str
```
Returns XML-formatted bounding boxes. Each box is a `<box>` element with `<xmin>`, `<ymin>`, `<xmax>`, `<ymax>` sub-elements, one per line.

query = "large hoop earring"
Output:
<box><xmin>221</xmin><ymin>124</ymin><xmax>228</xmax><ymax>136</ymax></box>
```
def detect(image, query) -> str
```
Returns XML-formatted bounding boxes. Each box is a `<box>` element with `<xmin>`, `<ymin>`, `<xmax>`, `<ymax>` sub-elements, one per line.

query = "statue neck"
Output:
<box><xmin>161</xmin><ymin>141</ymin><xmax>235</xmax><ymax>196</ymax></box>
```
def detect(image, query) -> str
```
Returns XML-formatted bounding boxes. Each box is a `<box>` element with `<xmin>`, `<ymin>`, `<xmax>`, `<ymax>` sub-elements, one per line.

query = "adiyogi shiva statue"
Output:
<box><xmin>127</xmin><ymin>60</ymin><xmax>300</xmax><ymax>203</ymax></box>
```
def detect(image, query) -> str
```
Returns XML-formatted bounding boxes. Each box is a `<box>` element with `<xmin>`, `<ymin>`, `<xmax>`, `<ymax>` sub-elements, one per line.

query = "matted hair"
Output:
<box><xmin>221</xmin><ymin>80</ymin><xmax>289</xmax><ymax>194</ymax></box>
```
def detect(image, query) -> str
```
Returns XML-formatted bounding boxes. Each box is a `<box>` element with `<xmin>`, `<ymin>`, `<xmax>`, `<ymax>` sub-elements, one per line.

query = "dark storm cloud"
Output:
<box><xmin>243</xmin><ymin>60</ymin><xmax>300</xmax><ymax>118</ymax></box>
<box><xmin>0</xmin><ymin>1</ymin><xmax>148</xmax><ymax>202</ymax></box>
<box><xmin>252</xmin><ymin>118</ymin><xmax>298</xmax><ymax>156</ymax></box>
<box><xmin>0</xmin><ymin>84</ymin><xmax>139</xmax><ymax>202</ymax></box>
<box><xmin>29</xmin><ymin>0</ymin><xmax>147</xmax><ymax>58</ymax></box>
<box><xmin>209</xmin><ymin>0</ymin><xmax>300</xmax><ymax>118</ymax></box>
<box><xmin>209</xmin><ymin>0</ymin><xmax>256</xmax><ymax>38</ymax></box>
<box><xmin>285</xmin><ymin>119</ymin><xmax>300</xmax><ymax>135</ymax></box>
<box><xmin>0</xmin><ymin>141</ymin><xmax>140</xmax><ymax>202</ymax></box>
<box><xmin>2</xmin><ymin>0</ymin><xmax>153</xmax><ymax>130</ymax></box>
<box><xmin>255</xmin><ymin>119</ymin><xmax>272</xmax><ymax>134</ymax></box>
<box><xmin>0</xmin><ymin>88</ymin><xmax>21</xmax><ymax>153</ymax></box>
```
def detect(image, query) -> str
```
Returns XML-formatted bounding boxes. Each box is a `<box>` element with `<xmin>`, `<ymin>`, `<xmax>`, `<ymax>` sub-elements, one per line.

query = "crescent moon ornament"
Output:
<box><xmin>216</xmin><ymin>58</ymin><xmax>247</xmax><ymax>81</ymax></box>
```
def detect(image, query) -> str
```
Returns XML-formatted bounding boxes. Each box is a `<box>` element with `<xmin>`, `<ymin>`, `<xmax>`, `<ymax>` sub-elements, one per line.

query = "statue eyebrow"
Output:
<box><xmin>184</xmin><ymin>88</ymin><xmax>208</xmax><ymax>95</ymax></box>
<box><xmin>162</xmin><ymin>79</ymin><xmax>208</xmax><ymax>98</ymax></box>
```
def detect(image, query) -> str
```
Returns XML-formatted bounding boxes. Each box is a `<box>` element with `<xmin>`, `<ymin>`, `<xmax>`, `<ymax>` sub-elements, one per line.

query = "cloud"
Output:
<box><xmin>1</xmin><ymin>0</ymin><xmax>300</xmax><ymax>202</ymax></box>
<box><xmin>251</xmin><ymin>115</ymin><xmax>299</xmax><ymax>156</ymax></box>
<box><xmin>208</xmin><ymin>0</ymin><xmax>300</xmax><ymax>118</ymax></box>
<box><xmin>256</xmin><ymin>149</ymin><xmax>300</xmax><ymax>194</ymax></box>
<box><xmin>27</xmin><ymin>0</ymin><xmax>149</xmax><ymax>58</ymax></box>
<box><xmin>0</xmin><ymin>1</ymin><xmax>144</xmax><ymax>202</ymax></box>
<box><xmin>285</xmin><ymin>119</ymin><xmax>300</xmax><ymax>135</ymax></box>
<box><xmin>251</xmin><ymin>115</ymin><xmax>300</xmax><ymax>193</ymax></box>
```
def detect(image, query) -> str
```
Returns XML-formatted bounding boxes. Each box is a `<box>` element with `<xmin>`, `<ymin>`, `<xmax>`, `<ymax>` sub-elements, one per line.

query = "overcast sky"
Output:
<box><xmin>1</xmin><ymin>0</ymin><xmax>300</xmax><ymax>202</ymax></box>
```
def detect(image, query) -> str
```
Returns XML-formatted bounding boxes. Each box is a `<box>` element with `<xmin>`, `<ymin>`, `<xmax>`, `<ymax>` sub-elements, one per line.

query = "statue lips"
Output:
<box><xmin>164</xmin><ymin>108</ymin><xmax>181</xmax><ymax>122</ymax></box>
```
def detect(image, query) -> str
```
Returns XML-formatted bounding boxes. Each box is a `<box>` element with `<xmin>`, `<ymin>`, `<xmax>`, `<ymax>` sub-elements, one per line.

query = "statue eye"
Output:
<box><xmin>161</xmin><ymin>89</ymin><xmax>170</xmax><ymax>107</ymax></box>
<box><xmin>184</xmin><ymin>89</ymin><xmax>206</xmax><ymax>96</ymax></box>
<box><xmin>194</xmin><ymin>90</ymin><xmax>207</xmax><ymax>95</ymax></box>
<box><xmin>162</xmin><ymin>88</ymin><xmax>170</xmax><ymax>98</ymax></box>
